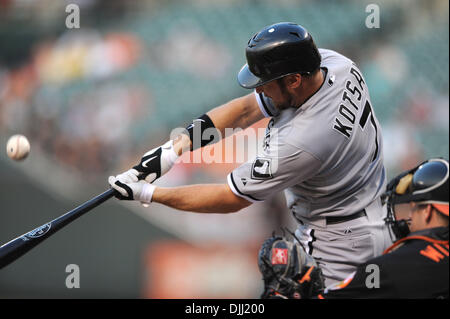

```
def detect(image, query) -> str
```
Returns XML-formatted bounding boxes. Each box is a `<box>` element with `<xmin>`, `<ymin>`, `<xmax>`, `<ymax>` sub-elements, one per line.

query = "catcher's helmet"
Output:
<box><xmin>238</xmin><ymin>22</ymin><xmax>321</xmax><ymax>89</ymax></box>
<box><xmin>383</xmin><ymin>158</ymin><xmax>449</xmax><ymax>239</ymax></box>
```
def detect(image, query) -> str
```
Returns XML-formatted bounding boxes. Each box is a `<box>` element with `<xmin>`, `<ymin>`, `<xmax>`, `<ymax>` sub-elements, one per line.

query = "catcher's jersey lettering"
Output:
<box><xmin>420</xmin><ymin>244</ymin><xmax>448</xmax><ymax>262</ymax></box>
<box><xmin>229</xmin><ymin>49</ymin><xmax>385</xmax><ymax>219</ymax></box>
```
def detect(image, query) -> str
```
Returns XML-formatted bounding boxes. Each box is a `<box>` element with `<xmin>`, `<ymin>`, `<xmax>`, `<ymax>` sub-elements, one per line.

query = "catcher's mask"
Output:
<box><xmin>382</xmin><ymin>158</ymin><xmax>449</xmax><ymax>240</ymax></box>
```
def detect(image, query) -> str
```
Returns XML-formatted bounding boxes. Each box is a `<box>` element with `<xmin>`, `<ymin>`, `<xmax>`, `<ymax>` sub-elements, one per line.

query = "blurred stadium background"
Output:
<box><xmin>0</xmin><ymin>0</ymin><xmax>448</xmax><ymax>298</ymax></box>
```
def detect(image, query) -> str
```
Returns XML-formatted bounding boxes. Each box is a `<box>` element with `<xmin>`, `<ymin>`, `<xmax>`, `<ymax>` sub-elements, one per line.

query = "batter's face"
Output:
<box><xmin>255</xmin><ymin>78</ymin><xmax>295</xmax><ymax>111</ymax></box>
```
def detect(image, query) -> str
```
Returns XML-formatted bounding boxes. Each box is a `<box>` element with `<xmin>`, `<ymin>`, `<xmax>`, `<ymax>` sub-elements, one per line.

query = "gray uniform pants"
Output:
<box><xmin>294</xmin><ymin>198</ymin><xmax>393</xmax><ymax>287</ymax></box>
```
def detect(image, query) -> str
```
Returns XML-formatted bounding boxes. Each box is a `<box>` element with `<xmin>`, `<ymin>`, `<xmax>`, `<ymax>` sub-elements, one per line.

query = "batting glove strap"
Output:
<box><xmin>138</xmin><ymin>183</ymin><xmax>156</xmax><ymax>204</ymax></box>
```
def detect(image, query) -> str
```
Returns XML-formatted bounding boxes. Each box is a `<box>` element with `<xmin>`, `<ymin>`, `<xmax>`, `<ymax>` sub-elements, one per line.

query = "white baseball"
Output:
<box><xmin>6</xmin><ymin>134</ymin><xmax>30</xmax><ymax>161</ymax></box>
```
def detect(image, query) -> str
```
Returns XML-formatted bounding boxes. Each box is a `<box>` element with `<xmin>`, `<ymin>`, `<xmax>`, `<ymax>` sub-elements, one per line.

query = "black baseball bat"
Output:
<box><xmin>0</xmin><ymin>188</ymin><xmax>116</xmax><ymax>270</ymax></box>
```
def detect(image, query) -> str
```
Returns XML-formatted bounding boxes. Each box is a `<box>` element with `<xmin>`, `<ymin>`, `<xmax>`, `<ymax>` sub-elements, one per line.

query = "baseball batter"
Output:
<box><xmin>108</xmin><ymin>22</ymin><xmax>392</xmax><ymax>286</ymax></box>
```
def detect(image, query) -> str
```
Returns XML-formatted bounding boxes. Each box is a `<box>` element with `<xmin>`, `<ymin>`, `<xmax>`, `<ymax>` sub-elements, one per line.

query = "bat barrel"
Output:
<box><xmin>0</xmin><ymin>189</ymin><xmax>116</xmax><ymax>270</ymax></box>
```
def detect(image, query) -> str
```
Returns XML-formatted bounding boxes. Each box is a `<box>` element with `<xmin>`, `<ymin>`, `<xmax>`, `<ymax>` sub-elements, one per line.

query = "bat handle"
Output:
<box><xmin>85</xmin><ymin>188</ymin><xmax>117</xmax><ymax>208</ymax></box>
<box><xmin>50</xmin><ymin>188</ymin><xmax>117</xmax><ymax>229</ymax></box>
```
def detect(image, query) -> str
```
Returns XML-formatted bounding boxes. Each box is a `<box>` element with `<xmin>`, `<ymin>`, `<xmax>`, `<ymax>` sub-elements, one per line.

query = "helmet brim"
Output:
<box><xmin>238</xmin><ymin>63</ymin><xmax>301</xmax><ymax>89</ymax></box>
<box><xmin>237</xmin><ymin>64</ymin><xmax>264</xmax><ymax>89</ymax></box>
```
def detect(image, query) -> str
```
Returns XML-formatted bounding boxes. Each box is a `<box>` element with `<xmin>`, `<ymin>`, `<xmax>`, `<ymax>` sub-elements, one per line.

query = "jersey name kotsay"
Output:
<box><xmin>333</xmin><ymin>67</ymin><xmax>366</xmax><ymax>138</ymax></box>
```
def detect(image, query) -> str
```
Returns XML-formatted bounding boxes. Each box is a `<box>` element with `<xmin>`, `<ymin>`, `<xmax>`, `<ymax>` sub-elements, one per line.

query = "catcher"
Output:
<box><xmin>258</xmin><ymin>158</ymin><xmax>449</xmax><ymax>299</ymax></box>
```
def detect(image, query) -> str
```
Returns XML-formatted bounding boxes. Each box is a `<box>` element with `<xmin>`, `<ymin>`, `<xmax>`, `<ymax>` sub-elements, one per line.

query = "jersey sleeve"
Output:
<box><xmin>254</xmin><ymin>91</ymin><xmax>280</xmax><ymax>118</ymax></box>
<box><xmin>227</xmin><ymin>143</ymin><xmax>322</xmax><ymax>202</ymax></box>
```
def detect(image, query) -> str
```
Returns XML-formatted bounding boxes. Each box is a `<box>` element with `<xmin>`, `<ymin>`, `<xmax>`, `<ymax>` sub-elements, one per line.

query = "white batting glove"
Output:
<box><xmin>133</xmin><ymin>140</ymin><xmax>179</xmax><ymax>183</ymax></box>
<box><xmin>108</xmin><ymin>178</ymin><xmax>156</xmax><ymax>203</ymax></box>
<box><xmin>112</xmin><ymin>168</ymin><xmax>140</xmax><ymax>185</ymax></box>
<box><xmin>108</xmin><ymin>140</ymin><xmax>178</xmax><ymax>199</ymax></box>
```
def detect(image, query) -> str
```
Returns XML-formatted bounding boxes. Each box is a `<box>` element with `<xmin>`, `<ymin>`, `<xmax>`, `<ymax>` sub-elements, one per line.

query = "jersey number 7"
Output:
<box><xmin>359</xmin><ymin>100</ymin><xmax>379</xmax><ymax>162</ymax></box>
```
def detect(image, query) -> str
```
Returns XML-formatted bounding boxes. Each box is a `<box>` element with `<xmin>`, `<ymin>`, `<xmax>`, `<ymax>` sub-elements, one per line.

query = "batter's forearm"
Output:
<box><xmin>207</xmin><ymin>93</ymin><xmax>263</xmax><ymax>138</ymax></box>
<box><xmin>172</xmin><ymin>93</ymin><xmax>263</xmax><ymax>157</ymax></box>
<box><xmin>152</xmin><ymin>184</ymin><xmax>251</xmax><ymax>214</ymax></box>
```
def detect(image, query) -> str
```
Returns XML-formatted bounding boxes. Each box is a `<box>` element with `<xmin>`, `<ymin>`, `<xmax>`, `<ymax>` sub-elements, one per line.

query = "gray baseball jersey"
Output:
<box><xmin>227</xmin><ymin>48</ymin><xmax>386</xmax><ymax>221</ymax></box>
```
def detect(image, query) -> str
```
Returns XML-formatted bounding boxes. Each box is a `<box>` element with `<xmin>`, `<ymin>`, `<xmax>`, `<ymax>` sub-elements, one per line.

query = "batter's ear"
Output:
<box><xmin>285</xmin><ymin>74</ymin><xmax>301</xmax><ymax>89</ymax></box>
